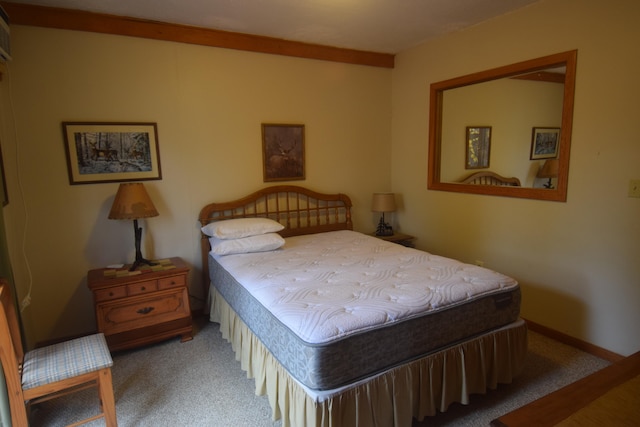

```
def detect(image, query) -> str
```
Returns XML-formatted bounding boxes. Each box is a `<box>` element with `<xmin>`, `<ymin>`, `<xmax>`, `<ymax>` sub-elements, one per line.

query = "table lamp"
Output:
<box><xmin>372</xmin><ymin>193</ymin><xmax>396</xmax><ymax>236</ymax></box>
<box><xmin>108</xmin><ymin>182</ymin><xmax>159</xmax><ymax>271</ymax></box>
<box><xmin>537</xmin><ymin>159</ymin><xmax>559</xmax><ymax>189</ymax></box>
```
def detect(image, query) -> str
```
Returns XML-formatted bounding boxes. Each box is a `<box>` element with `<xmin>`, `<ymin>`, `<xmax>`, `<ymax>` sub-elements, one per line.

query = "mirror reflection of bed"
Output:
<box><xmin>460</xmin><ymin>171</ymin><xmax>521</xmax><ymax>186</ymax></box>
<box><xmin>199</xmin><ymin>185</ymin><xmax>527</xmax><ymax>427</ymax></box>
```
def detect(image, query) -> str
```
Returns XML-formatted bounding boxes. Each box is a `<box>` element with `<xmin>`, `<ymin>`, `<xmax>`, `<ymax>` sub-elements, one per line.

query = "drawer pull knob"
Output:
<box><xmin>141</xmin><ymin>286</ymin><xmax>146</xmax><ymax>291</ymax></box>
<box><xmin>109</xmin><ymin>292</ymin><xmax>114</xmax><ymax>296</ymax></box>
<box><xmin>137</xmin><ymin>306</ymin><xmax>155</xmax><ymax>315</ymax></box>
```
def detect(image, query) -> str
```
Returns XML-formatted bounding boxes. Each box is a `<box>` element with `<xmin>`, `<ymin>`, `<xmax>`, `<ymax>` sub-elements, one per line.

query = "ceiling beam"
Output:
<box><xmin>1</xmin><ymin>2</ymin><xmax>395</xmax><ymax>68</ymax></box>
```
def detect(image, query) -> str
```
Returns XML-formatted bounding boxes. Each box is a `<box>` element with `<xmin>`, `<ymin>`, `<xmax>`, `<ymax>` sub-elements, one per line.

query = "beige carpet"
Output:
<box><xmin>29</xmin><ymin>318</ymin><xmax>610</xmax><ymax>427</ymax></box>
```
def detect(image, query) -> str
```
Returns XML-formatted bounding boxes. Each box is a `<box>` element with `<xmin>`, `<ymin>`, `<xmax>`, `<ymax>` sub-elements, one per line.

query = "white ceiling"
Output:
<box><xmin>6</xmin><ymin>0</ymin><xmax>540</xmax><ymax>54</ymax></box>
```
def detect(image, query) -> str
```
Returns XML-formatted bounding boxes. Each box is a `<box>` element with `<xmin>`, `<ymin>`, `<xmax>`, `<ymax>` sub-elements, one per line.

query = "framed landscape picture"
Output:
<box><xmin>465</xmin><ymin>126</ymin><xmax>491</xmax><ymax>169</ymax></box>
<box><xmin>530</xmin><ymin>127</ymin><xmax>560</xmax><ymax>160</ymax></box>
<box><xmin>62</xmin><ymin>122</ymin><xmax>162</xmax><ymax>185</ymax></box>
<box><xmin>262</xmin><ymin>123</ymin><xmax>305</xmax><ymax>182</ymax></box>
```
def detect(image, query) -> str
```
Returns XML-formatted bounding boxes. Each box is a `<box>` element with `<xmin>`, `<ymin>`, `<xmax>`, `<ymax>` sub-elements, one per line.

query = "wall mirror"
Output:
<box><xmin>428</xmin><ymin>50</ymin><xmax>577</xmax><ymax>202</ymax></box>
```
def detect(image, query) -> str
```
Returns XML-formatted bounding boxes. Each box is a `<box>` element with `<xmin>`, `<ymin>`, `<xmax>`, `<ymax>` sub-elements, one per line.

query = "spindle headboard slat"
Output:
<box><xmin>198</xmin><ymin>185</ymin><xmax>353</xmax><ymax>298</ymax></box>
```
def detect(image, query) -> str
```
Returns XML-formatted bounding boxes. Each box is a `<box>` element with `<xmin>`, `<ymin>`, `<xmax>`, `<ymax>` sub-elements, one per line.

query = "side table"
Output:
<box><xmin>87</xmin><ymin>257</ymin><xmax>193</xmax><ymax>351</ymax></box>
<box><xmin>372</xmin><ymin>232</ymin><xmax>416</xmax><ymax>247</ymax></box>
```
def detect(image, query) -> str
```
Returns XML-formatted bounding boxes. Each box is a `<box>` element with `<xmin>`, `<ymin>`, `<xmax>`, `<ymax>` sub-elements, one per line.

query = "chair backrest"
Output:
<box><xmin>0</xmin><ymin>279</ymin><xmax>29</xmax><ymax>424</ymax></box>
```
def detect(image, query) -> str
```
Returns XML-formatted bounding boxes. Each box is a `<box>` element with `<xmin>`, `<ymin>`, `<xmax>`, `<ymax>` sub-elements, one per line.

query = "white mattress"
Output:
<box><xmin>213</xmin><ymin>230</ymin><xmax>518</xmax><ymax>345</ymax></box>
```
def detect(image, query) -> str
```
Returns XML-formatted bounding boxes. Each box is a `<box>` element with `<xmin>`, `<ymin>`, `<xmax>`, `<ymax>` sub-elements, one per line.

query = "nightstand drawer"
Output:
<box><xmin>94</xmin><ymin>286</ymin><xmax>127</xmax><ymax>302</ymax></box>
<box><xmin>97</xmin><ymin>288</ymin><xmax>189</xmax><ymax>336</ymax></box>
<box><xmin>127</xmin><ymin>280</ymin><xmax>158</xmax><ymax>295</ymax></box>
<box><xmin>158</xmin><ymin>275</ymin><xmax>185</xmax><ymax>289</ymax></box>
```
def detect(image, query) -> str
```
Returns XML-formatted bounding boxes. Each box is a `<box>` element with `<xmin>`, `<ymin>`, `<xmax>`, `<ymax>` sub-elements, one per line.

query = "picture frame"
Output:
<box><xmin>62</xmin><ymin>122</ymin><xmax>162</xmax><ymax>185</ymax></box>
<box><xmin>262</xmin><ymin>123</ymin><xmax>305</xmax><ymax>182</ymax></box>
<box><xmin>530</xmin><ymin>127</ymin><xmax>560</xmax><ymax>160</ymax></box>
<box><xmin>465</xmin><ymin>126</ymin><xmax>491</xmax><ymax>169</ymax></box>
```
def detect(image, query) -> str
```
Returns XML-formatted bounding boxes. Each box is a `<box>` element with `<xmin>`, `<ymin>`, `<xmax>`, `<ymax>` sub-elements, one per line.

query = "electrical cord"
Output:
<box><xmin>2</xmin><ymin>62</ymin><xmax>33</xmax><ymax>312</ymax></box>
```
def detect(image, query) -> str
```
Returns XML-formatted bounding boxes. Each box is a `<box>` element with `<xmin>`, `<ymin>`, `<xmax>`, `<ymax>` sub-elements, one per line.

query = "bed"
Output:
<box><xmin>460</xmin><ymin>171</ymin><xmax>521</xmax><ymax>186</ymax></box>
<box><xmin>199</xmin><ymin>185</ymin><xmax>527</xmax><ymax>427</ymax></box>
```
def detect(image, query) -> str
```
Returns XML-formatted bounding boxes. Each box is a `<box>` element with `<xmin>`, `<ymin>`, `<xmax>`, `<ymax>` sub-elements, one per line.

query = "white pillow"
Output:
<box><xmin>201</xmin><ymin>218</ymin><xmax>284</xmax><ymax>239</ymax></box>
<box><xmin>209</xmin><ymin>233</ymin><xmax>285</xmax><ymax>255</ymax></box>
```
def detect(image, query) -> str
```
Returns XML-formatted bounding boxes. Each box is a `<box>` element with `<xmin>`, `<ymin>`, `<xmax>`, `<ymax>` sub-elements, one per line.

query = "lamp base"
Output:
<box><xmin>129</xmin><ymin>219</ymin><xmax>157</xmax><ymax>271</ymax></box>
<box><xmin>375</xmin><ymin>215</ymin><xmax>394</xmax><ymax>236</ymax></box>
<box><xmin>129</xmin><ymin>256</ymin><xmax>157</xmax><ymax>272</ymax></box>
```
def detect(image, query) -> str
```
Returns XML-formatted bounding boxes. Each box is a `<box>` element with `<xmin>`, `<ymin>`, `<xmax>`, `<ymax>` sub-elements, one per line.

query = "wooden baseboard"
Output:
<box><xmin>523</xmin><ymin>318</ymin><xmax>624</xmax><ymax>363</ymax></box>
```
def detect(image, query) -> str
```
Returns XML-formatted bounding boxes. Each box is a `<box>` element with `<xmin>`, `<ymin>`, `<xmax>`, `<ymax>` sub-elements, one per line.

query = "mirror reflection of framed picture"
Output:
<box><xmin>465</xmin><ymin>126</ymin><xmax>491</xmax><ymax>169</ymax></box>
<box><xmin>530</xmin><ymin>127</ymin><xmax>560</xmax><ymax>160</ymax></box>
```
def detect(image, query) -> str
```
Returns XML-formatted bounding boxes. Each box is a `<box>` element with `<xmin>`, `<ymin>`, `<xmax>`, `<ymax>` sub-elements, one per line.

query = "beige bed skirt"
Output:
<box><xmin>209</xmin><ymin>286</ymin><xmax>528</xmax><ymax>427</ymax></box>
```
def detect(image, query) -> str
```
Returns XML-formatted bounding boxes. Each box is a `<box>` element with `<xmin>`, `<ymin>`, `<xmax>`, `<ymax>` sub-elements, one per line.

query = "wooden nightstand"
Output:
<box><xmin>372</xmin><ymin>232</ymin><xmax>416</xmax><ymax>247</ymax></box>
<box><xmin>87</xmin><ymin>257</ymin><xmax>193</xmax><ymax>352</ymax></box>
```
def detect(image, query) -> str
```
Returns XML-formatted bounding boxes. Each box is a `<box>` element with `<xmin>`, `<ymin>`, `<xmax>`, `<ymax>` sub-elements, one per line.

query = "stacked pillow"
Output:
<box><xmin>201</xmin><ymin>218</ymin><xmax>285</xmax><ymax>255</ymax></box>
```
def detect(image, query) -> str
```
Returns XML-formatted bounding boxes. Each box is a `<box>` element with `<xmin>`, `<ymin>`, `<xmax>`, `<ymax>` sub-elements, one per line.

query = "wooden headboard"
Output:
<box><xmin>198</xmin><ymin>185</ymin><xmax>353</xmax><ymax>297</ymax></box>
<box><xmin>460</xmin><ymin>171</ymin><xmax>521</xmax><ymax>187</ymax></box>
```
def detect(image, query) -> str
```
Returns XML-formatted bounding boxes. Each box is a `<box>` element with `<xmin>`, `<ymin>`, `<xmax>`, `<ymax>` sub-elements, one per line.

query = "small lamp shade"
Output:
<box><xmin>537</xmin><ymin>159</ymin><xmax>559</xmax><ymax>179</ymax></box>
<box><xmin>109</xmin><ymin>183</ymin><xmax>159</xmax><ymax>220</ymax></box>
<box><xmin>371</xmin><ymin>193</ymin><xmax>396</xmax><ymax>213</ymax></box>
<box><xmin>372</xmin><ymin>193</ymin><xmax>396</xmax><ymax>236</ymax></box>
<box><xmin>108</xmin><ymin>183</ymin><xmax>159</xmax><ymax>271</ymax></box>
<box><xmin>537</xmin><ymin>159</ymin><xmax>559</xmax><ymax>189</ymax></box>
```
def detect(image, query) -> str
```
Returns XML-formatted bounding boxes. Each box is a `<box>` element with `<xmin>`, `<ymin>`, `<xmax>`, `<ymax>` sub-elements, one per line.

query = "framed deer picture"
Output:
<box><xmin>62</xmin><ymin>122</ymin><xmax>162</xmax><ymax>185</ymax></box>
<box><xmin>261</xmin><ymin>123</ymin><xmax>305</xmax><ymax>182</ymax></box>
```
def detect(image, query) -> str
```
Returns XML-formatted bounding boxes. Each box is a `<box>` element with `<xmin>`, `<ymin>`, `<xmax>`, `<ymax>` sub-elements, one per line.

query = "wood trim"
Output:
<box><xmin>491</xmin><ymin>350</ymin><xmax>640</xmax><ymax>427</ymax></box>
<box><xmin>523</xmin><ymin>318</ymin><xmax>624</xmax><ymax>363</ymax></box>
<box><xmin>0</xmin><ymin>2</ymin><xmax>395</xmax><ymax>68</ymax></box>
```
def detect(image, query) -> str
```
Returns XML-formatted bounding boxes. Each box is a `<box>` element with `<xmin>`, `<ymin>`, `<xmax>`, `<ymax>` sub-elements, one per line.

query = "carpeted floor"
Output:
<box><xmin>29</xmin><ymin>318</ymin><xmax>610</xmax><ymax>427</ymax></box>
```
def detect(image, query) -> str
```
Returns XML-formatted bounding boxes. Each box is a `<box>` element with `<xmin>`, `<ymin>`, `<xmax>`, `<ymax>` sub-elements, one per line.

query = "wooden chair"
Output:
<box><xmin>0</xmin><ymin>279</ymin><xmax>117</xmax><ymax>426</ymax></box>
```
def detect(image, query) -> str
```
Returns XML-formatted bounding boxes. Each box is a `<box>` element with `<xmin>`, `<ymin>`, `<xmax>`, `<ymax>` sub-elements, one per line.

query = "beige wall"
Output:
<box><xmin>0</xmin><ymin>28</ymin><xmax>392</xmax><ymax>346</ymax></box>
<box><xmin>392</xmin><ymin>0</ymin><xmax>640</xmax><ymax>356</ymax></box>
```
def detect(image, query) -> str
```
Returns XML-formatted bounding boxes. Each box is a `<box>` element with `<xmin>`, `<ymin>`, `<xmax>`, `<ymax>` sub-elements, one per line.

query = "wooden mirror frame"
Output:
<box><xmin>428</xmin><ymin>50</ymin><xmax>577</xmax><ymax>202</ymax></box>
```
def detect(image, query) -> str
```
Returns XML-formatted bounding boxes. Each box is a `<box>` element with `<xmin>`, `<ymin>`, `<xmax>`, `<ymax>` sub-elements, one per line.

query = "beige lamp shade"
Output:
<box><xmin>537</xmin><ymin>159</ymin><xmax>559</xmax><ymax>179</ymax></box>
<box><xmin>371</xmin><ymin>193</ymin><xmax>396</xmax><ymax>213</ymax></box>
<box><xmin>108</xmin><ymin>183</ymin><xmax>159</xmax><ymax>220</ymax></box>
